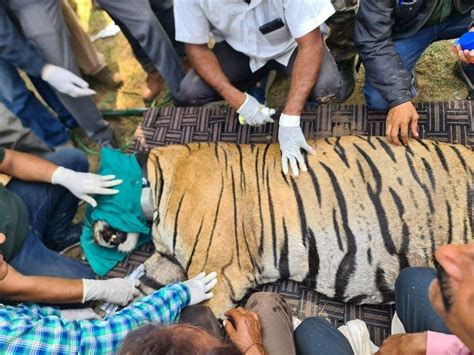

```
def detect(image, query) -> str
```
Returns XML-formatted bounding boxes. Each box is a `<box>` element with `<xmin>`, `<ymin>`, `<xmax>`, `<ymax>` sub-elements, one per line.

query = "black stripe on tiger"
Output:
<box><xmin>320</xmin><ymin>162</ymin><xmax>357</xmax><ymax>300</ymax></box>
<box><xmin>242</xmin><ymin>221</ymin><xmax>260</xmax><ymax>274</ymax></box>
<box><xmin>375</xmin><ymin>267</ymin><xmax>394</xmax><ymax>303</ymax></box>
<box><xmin>223</xmin><ymin>149</ymin><xmax>229</xmax><ymax>177</ymax></box>
<box><xmin>433</xmin><ymin>143</ymin><xmax>450</xmax><ymax>175</ymax></box>
<box><xmin>290</xmin><ymin>177</ymin><xmax>308</xmax><ymax>247</ymax></box>
<box><xmin>204</xmin><ymin>175</ymin><xmax>225</xmax><ymax>267</ymax></box>
<box><xmin>446</xmin><ymin>201</ymin><xmax>453</xmax><ymax>244</ymax></box>
<box><xmin>332</xmin><ymin>208</ymin><xmax>343</xmax><ymax>251</ymax></box>
<box><xmin>172</xmin><ymin>194</ymin><xmax>185</xmax><ymax>252</ymax></box>
<box><xmin>354</xmin><ymin>144</ymin><xmax>397</xmax><ymax>256</ymax></box>
<box><xmin>449</xmin><ymin>145</ymin><xmax>468</xmax><ymax>172</ymax></box>
<box><xmin>375</xmin><ymin>137</ymin><xmax>397</xmax><ymax>163</ymax></box>
<box><xmin>266</xmin><ymin>169</ymin><xmax>278</xmax><ymax>268</ymax></box>
<box><xmin>406</xmin><ymin>154</ymin><xmax>435</xmax><ymax>214</ymax></box>
<box><xmin>279</xmin><ymin>218</ymin><xmax>290</xmax><ymax>279</ymax></box>
<box><xmin>415</xmin><ymin>139</ymin><xmax>431</xmax><ymax>152</ymax></box>
<box><xmin>262</xmin><ymin>144</ymin><xmax>271</xmax><ymax>186</ymax></box>
<box><xmin>231</xmin><ymin>169</ymin><xmax>241</xmax><ymax>268</ymax></box>
<box><xmin>214</xmin><ymin>142</ymin><xmax>220</xmax><ymax>162</ymax></box>
<box><xmin>235</xmin><ymin>144</ymin><xmax>247</xmax><ymax>191</ymax></box>
<box><xmin>307</xmin><ymin>165</ymin><xmax>322</xmax><ymax>207</ymax></box>
<box><xmin>150</xmin><ymin>153</ymin><xmax>164</xmax><ymax>226</ymax></box>
<box><xmin>255</xmin><ymin>149</ymin><xmax>265</xmax><ymax>256</ymax></box>
<box><xmin>186</xmin><ymin>218</ymin><xmax>204</xmax><ymax>273</ymax></box>
<box><xmin>355</xmin><ymin>135</ymin><xmax>376</xmax><ymax>150</ymax></box>
<box><xmin>334</xmin><ymin>137</ymin><xmax>351</xmax><ymax>168</ymax></box>
<box><xmin>304</xmin><ymin>228</ymin><xmax>319</xmax><ymax>288</ymax></box>
<box><xmin>421</xmin><ymin>157</ymin><xmax>436</xmax><ymax>190</ymax></box>
<box><xmin>221</xmin><ymin>254</ymin><xmax>236</xmax><ymax>300</ymax></box>
<box><xmin>389</xmin><ymin>187</ymin><xmax>410</xmax><ymax>269</ymax></box>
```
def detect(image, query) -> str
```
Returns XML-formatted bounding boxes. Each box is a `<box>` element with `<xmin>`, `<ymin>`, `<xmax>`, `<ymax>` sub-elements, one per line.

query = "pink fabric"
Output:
<box><xmin>427</xmin><ymin>331</ymin><xmax>472</xmax><ymax>355</ymax></box>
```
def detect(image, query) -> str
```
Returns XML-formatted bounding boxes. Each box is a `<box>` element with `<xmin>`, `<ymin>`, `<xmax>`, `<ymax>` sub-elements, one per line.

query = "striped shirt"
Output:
<box><xmin>0</xmin><ymin>283</ymin><xmax>190</xmax><ymax>354</ymax></box>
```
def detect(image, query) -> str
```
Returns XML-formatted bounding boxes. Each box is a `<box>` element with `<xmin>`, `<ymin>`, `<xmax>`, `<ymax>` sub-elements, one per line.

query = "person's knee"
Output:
<box><xmin>246</xmin><ymin>292</ymin><xmax>285</xmax><ymax>313</ymax></box>
<box><xmin>395</xmin><ymin>267</ymin><xmax>436</xmax><ymax>295</ymax></box>
<box><xmin>55</xmin><ymin>148</ymin><xmax>89</xmax><ymax>172</ymax></box>
<box><xmin>364</xmin><ymin>86</ymin><xmax>390</xmax><ymax>111</ymax></box>
<box><xmin>180</xmin><ymin>305</ymin><xmax>215</xmax><ymax>324</ymax></box>
<box><xmin>177</xmin><ymin>74</ymin><xmax>215</xmax><ymax>106</ymax></box>
<box><xmin>295</xmin><ymin>317</ymin><xmax>332</xmax><ymax>337</ymax></box>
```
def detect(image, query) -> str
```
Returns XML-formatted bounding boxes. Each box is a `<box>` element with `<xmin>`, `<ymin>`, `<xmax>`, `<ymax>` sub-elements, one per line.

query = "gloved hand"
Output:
<box><xmin>41</xmin><ymin>64</ymin><xmax>96</xmax><ymax>98</ymax></box>
<box><xmin>278</xmin><ymin>113</ymin><xmax>315</xmax><ymax>176</ymax></box>
<box><xmin>182</xmin><ymin>271</ymin><xmax>218</xmax><ymax>306</ymax></box>
<box><xmin>51</xmin><ymin>167</ymin><xmax>122</xmax><ymax>207</ymax></box>
<box><xmin>82</xmin><ymin>278</ymin><xmax>141</xmax><ymax>306</ymax></box>
<box><xmin>237</xmin><ymin>93</ymin><xmax>275</xmax><ymax>126</ymax></box>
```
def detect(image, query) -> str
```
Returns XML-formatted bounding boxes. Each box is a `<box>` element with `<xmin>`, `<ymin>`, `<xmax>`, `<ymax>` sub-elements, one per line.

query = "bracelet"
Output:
<box><xmin>244</xmin><ymin>342</ymin><xmax>264</xmax><ymax>354</ymax></box>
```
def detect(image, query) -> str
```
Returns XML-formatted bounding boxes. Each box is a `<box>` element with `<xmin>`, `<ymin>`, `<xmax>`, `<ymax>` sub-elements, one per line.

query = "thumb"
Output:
<box><xmin>223</xmin><ymin>319</ymin><xmax>236</xmax><ymax>337</ymax></box>
<box><xmin>132</xmin><ymin>279</ymin><xmax>141</xmax><ymax>287</ymax></box>
<box><xmin>303</xmin><ymin>143</ymin><xmax>316</xmax><ymax>155</ymax></box>
<box><xmin>202</xmin><ymin>292</ymin><xmax>213</xmax><ymax>301</ymax></box>
<box><xmin>81</xmin><ymin>195</ymin><xmax>97</xmax><ymax>208</ymax></box>
<box><xmin>68</xmin><ymin>73</ymin><xmax>90</xmax><ymax>88</ymax></box>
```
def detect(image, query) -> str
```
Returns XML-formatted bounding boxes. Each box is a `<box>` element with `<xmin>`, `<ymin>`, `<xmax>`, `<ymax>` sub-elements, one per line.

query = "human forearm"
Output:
<box><xmin>284</xmin><ymin>29</ymin><xmax>323</xmax><ymax>115</ymax></box>
<box><xmin>0</xmin><ymin>149</ymin><xmax>57</xmax><ymax>183</ymax></box>
<box><xmin>0</xmin><ymin>266</ymin><xmax>83</xmax><ymax>303</ymax></box>
<box><xmin>186</xmin><ymin>44</ymin><xmax>245</xmax><ymax>108</ymax></box>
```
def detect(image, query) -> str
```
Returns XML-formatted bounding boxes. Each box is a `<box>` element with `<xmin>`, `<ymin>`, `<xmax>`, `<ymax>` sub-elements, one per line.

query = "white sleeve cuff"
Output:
<box><xmin>279</xmin><ymin>113</ymin><xmax>300</xmax><ymax>127</ymax></box>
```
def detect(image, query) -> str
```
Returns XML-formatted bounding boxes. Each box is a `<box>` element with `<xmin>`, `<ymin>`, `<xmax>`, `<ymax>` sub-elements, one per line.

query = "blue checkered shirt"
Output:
<box><xmin>0</xmin><ymin>283</ymin><xmax>190</xmax><ymax>354</ymax></box>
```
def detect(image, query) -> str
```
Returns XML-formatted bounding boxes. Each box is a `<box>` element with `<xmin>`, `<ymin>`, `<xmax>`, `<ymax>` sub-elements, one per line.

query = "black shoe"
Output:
<box><xmin>455</xmin><ymin>61</ymin><xmax>474</xmax><ymax>100</ymax></box>
<box><xmin>335</xmin><ymin>57</ymin><xmax>356</xmax><ymax>102</ymax></box>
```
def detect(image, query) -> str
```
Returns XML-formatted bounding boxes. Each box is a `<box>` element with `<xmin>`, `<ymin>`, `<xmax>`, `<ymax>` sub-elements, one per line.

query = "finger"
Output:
<box><xmin>100</xmin><ymin>179</ymin><xmax>123</xmax><ymax>188</ymax></box>
<box><xmin>202</xmin><ymin>292</ymin><xmax>213</xmax><ymax>301</ymax></box>
<box><xmin>296</xmin><ymin>153</ymin><xmax>307</xmax><ymax>173</ymax></box>
<box><xmin>99</xmin><ymin>175</ymin><xmax>117</xmax><ymax>181</ymax></box>
<box><xmin>281</xmin><ymin>156</ymin><xmax>289</xmax><ymax>175</ymax></box>
<box><xmin>268</xmin><ymin>108</ymin><xmax>276</xmax><ymax>116</ymax></box>
<box><xmin>69</xmin><ymin>86</ymin><xmax>96</xmax><ymax>98</ymax></box>
<box><xmin>302</xmin><ymin>143</ymin><xmax>316</xmax><ymax>155</ymax></box>
<box><xmin>390</xmin><ymin>125</ymin><xmax>401</xmax><ymax>146</ymax></box>
<box><xmin>385</xmin><ymin>123</ymin><xmax>392</xmax><ymax>144</ymax></box>
<box><xmin>93</xmin><ymin>187</ymin><xmax>120</xmax><ymax>195</ymax></box>
<box><xmin>132</xmin><ymin>287</ymin><xmax>141</xmax><ymax>297</ymax></box>
<box><xmin>289</xmin><ymin>156</ymin><xmax>299</xmax><ymax>177</ymax></box>
<box><xmin>224</xmin><ymin>307</ymin><xmax>245</xmax><ymax>319</ymax></box>
<box><xmin>223</xmin><ymin>319</ymin><xmax>236</xmax><ymax>337</ymax></box>
<box><xmin>202</xmin><ymin>271</ymin><xmax>217</xmax><ymax>285</ymax></box>
<box><xmin>400</xmin><ymin>122</ymin><xmax>409</xmax><ymax>146</ymax></box>
<box><xmin>410</xmin><ymin>118</ymin><xmax>419</xmax><ymax>138</ymax></box>
<box><xmin>133</xmin><ymin>279</ymin><xmax>141</xmax><ymax>287</ymax></box>
<box><xmin>264</xmin><ymin>116</ymin><xmax>274</xmax><ymax>124</ymax></box>
<box><xmin>192</xmin><ymin>272</ymin><xmax>206</xmax><ymax>281</ymax></box>
<box><xmin>69</xmin><ymin>74</ymin><xmax>90</xmax><ymax>88</ymax></box>
<box><xmin>428</xmin><ymin>279</ymin><xmax>446</xmax><ymax>317</ymax></box>
<box><xmin>457</xmin><ymin>49</ymin><xmax>468</xmax><ymax>63</ymax></box>
<box><xmin>81</xmin><ymin>195</ymin><xmax>97</xmax><ymax>207</ymax></box>
<box><xmin>204</xmin><ymin>278</ymin><xmax>218</xmax><ymax>292</ymax></box>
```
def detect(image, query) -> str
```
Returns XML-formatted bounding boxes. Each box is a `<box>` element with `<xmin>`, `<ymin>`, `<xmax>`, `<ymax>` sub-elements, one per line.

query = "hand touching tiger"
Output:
<box><xmin>278</xmin><ymin>113</ymin><xmax>315</xmax><ymax>176</ymax></box>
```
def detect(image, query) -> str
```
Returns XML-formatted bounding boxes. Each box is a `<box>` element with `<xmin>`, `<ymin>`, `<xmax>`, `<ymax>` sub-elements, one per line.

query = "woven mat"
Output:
<box><xmin>109</xmin><ymin>100</ymin><xmax>473</xmax><ymax>346</ymax></box>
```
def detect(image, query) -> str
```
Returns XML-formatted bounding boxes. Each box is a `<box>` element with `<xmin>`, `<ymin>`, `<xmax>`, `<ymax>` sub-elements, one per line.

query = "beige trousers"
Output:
<box><xmin>61</xmin><ymin>0</ymin><xmax>105</xmax><ymax>76</ymax></box>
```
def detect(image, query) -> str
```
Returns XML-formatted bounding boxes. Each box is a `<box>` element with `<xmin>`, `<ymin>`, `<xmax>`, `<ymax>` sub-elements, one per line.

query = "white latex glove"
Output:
<box><xmin>82</xmin><ymin>278</ymin><xmax>141</xmax><ymax>306</ymax></box>
<box><xmin>237</xmin><ymin>93</ymin><xmax>275</xmax><ymax>126</ymax></box>
<box><xmin>278</xmin><ymin>113</ymin><xmax>315</xmax><ymax>176</ymax></box>
<box><xmin>51</xmin><ymin>166</ymin><xmax>122</xmax><ymax>207</ymax></box>
<box><xmin>182</xmin><ymin>272</ymin><xmax>218</xmax><ymax>306</ymax></box>
<box><xmin>41</xmin><ymin>64</ymin><xmax>96</xmax><ymax>98</ymax></box>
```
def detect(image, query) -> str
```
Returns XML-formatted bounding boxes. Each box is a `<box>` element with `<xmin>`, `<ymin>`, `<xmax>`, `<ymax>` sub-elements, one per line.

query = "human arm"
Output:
<box><xmin>355</xmin><ymin>0</ymin><xmax>418</xmax><ymax>145</ymax></box>
<box><xmin>376</xmin><ymin>333</ymin><xmax>426</xmax><ymax>355</ymax></box>
<box><xmin>0</xmin><ymin>283</ymin><xmax>191</xmax><ymax>354</ymax></box>
<box><xmin>454</xmin><ymin>27</ymin><xmax>474</xmax><ymax>64</ymax></box>
<box><xmin>0</xmin><ymin>263</ymin><xmax>140</xmax><ymax>305</ymax></box>
<box><xmin>0</xmin><ymin>149</ymin><xmax>121</xmax><ymax>207</ymax></box>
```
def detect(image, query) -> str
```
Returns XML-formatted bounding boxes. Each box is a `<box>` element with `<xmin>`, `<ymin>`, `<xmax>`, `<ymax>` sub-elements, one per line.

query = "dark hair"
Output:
<box><xmin>118</xmin><ymin>324</ymin><xmax>242</xmax><ymax>355</ymax></box>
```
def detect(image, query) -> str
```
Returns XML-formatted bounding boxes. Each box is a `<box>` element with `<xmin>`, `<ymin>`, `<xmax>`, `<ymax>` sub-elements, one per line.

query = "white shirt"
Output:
<box><xmin>174</xmin><ymin>0</ymin><xmax>335</xmax><ymax>72</ymax></box>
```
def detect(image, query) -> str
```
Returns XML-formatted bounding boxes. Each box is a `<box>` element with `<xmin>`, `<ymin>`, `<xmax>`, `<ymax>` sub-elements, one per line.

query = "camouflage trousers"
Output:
<box><xmin>326</xmin><ymin>0</ymin><xmax>358</xmax><ymax>62</ymax></box>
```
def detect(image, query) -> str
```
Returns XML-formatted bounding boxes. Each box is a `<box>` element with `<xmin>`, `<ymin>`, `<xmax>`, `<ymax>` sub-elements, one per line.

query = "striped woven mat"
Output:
<box><xmin>109</xmin><ymin>100</ymin><xmax>473</xmax><ymax>345</ymax></box>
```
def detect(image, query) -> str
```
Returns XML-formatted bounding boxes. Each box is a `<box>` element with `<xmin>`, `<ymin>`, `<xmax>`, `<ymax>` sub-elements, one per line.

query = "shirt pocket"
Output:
<box><xmin>262</xmin><ymin>24</ymin><xmax>292</xmax><ymax>46</ymax></box>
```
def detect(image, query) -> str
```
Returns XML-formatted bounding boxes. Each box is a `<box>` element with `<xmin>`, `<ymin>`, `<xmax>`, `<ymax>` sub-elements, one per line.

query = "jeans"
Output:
<box><xmin>8</xmin><ymin>148</ymin><xmax>95</xmax><ymax>279</ymax></box>
<box><xmin>0</xmin><ymin>58</ymin><xmax>75</xmax><ymax>147</ymax></box>
<box><xmin>294</xmin><ymin>317</ymin><xmax>354</xmax><ymax>355</ymax></box>
<box><xmin>365</xmin><ymin>13</ymin><xmax>472</xmax><ymax>110</ymax></box>
<box><xmin>293</xmin><ymin>267</ymin><xmax>452</xmax><ymax>354</ymax></box>
<box><xmin>395</xmin><ymin>267</ymin><xmax>450</xmax><ymax>334</ymax></box>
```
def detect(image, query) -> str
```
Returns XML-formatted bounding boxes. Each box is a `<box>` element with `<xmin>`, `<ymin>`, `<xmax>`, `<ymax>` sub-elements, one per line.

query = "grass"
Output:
<box><xmin>74</xmin><ymin>6</ymin><xmax>468</xmax><ymax>171</ymax></box>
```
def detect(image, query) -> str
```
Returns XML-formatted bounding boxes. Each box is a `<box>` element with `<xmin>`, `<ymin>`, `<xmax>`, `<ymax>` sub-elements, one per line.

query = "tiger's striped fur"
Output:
<box><xmin>145</xmin><ymin>136</ymin><xmax>473</xmax><ymax>316</ymax></box>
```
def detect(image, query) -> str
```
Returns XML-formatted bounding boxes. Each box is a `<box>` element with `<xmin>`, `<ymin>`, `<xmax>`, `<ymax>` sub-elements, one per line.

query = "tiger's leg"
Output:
<box><xmin>141</xmin><ymin>252</ymin><xmax>186</xmax><ymax>294</ymax></box>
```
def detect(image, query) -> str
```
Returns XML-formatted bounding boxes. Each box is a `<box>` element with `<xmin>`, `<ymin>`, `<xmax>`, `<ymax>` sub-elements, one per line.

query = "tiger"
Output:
<box><xmin>142</xmin><ymin>135</ymin><xmax>473</xmax><ymax>317</ymax></box>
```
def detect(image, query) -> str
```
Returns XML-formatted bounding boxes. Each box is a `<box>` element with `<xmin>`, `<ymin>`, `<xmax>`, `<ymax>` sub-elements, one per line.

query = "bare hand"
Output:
<box><xmin>429</xmin><ymin>244</ymin><xmax>474</xmax><ymax>350</ymax></box>
<box><xmin>376</xmin><ymin>333</ymin><xmax>427</xmax><ymax>355</ymax></box>
<box><xmin>386</xmin><ymin>102</ymin><xmax>419</xmax><ymax>145</ymax></box>
<box><xmin>224</xmin><ymin>307</ymin><xmax>265</xmax><ymax>354</ymax></box>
